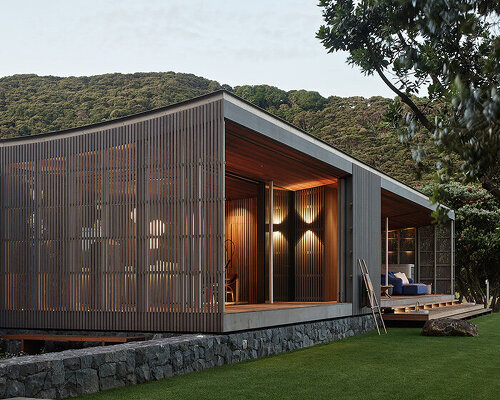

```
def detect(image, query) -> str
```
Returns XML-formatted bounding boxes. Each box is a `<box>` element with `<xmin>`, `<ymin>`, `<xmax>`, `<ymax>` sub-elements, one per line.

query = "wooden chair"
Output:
<box><xmin>224</xmin><ymin>239</ymin><xmax>236</xmax><ymax>302</ymax></box>
<box><xmin>225</xmin><ymin>273</ymin><xmax>238</xmax><ymax>303</ymax></box>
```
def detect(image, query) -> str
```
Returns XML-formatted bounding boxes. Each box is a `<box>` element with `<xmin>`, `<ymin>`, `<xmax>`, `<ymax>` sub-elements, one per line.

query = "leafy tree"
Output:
<box><xmin>233</xmin><ymin>85</ymin><xmax>289</xmax><ymax>110</ymax></box>
<box><xmin>289</xmin><ymin>90</ymin><xmax>328</xmax><ymax>111</ymax></box>
<box><xmin>0</xmin><ymin>74</ymin><xmax>442</xmax><ymax>186</ymax></box>
<box><xmin>420</xmin><ymin>182</ymin><xmax>500</xmax><ymax>310</ymax></box>
<box><xmin>317</xmin><ymin>0</ymin><xmax>500</xmax><ymax>203</ymax></box>
<box><xmin>0</xmin><ymin>72</ymin><xmax>223</xmax><ymax>139</ymax></box>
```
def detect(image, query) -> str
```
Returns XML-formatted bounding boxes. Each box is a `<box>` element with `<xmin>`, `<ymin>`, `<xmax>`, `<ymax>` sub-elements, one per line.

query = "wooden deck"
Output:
<box><xmin>380</xmin><ymin>294</ymin><xmax>455</xmax><ymax>309</ymax></box>
<box><xmin>225</xmin><ymin>301</ymin><xmax>338</xmax><ymax>313</ymax></box>
<box><xmin>382</xmin><ymin>298</ymin><xmax>492</xmax><ymax>325</ymax></box>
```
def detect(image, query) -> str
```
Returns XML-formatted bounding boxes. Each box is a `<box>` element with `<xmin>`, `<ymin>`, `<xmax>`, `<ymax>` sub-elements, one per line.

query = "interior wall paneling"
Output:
<box><xmin>225</xmin><ymin>197</ymin><xmax>258</xmax><ymax>303</ymax></box>
<box><xmin>294</xmin><ymin>186</ymin><xmax>325</xmax><ymax>302</ymax></box>
<box><xmin>272</xmin><ymin>188</ymin><xmax>291</xmax><ymax>302</ymax></box>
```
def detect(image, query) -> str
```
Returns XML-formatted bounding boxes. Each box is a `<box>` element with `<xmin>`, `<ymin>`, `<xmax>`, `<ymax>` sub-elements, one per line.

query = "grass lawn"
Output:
<box><xmin>75</xmin><ymin>313</ymin><xmax>500</xmax><ymax>400</ymax></box>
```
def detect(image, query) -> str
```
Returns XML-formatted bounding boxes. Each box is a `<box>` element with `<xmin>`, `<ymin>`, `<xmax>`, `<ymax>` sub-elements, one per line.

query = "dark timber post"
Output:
<box><xmin>257</xmin><ymin>182</ymin><xmax>266</xmax><ymax>303</ymax></box>
<box><xmin>288</xmin><ymin>190</ymin><xmax>295</xmax><ymax>301</ymax></box>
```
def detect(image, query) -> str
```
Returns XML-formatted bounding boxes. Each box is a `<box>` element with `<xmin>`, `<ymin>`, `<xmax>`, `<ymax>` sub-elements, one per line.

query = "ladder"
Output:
<box><xmin>358</xmin><ymin>258</ymin><xmax>387</xmax><ymax>335</ymax></box>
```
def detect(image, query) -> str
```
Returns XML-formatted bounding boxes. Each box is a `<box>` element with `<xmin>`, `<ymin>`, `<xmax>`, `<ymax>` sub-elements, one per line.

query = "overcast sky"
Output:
<box><xmin>0</xmin><ymin>0</ymin><xmax>395</xmax><ymax>98</ymax></box>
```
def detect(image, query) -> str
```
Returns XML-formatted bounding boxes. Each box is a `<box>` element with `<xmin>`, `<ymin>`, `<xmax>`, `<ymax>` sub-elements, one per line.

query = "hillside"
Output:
<box><xmin>0</xmin><ymin>72</ymin><xmax>438</xmax><ymax>186</ymax></box>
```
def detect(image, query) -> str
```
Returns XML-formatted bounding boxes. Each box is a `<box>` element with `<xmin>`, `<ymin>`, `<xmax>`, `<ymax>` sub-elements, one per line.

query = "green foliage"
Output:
<box><xmin>318</xmin><ymin>0</ymin><xmax>500</xmax><ymax>201</ymax></box>
<box><xmin>420</xmin><ymin>182</ymin><xmax>500</xmax><ymax>309</ymax></box>
<box><xmin>288</xmin><ymin>90</ymin><xmax>328</xmax><ymax>111</ymax></box>
<box><xmin>233</xmin><ymin>85</ymin><xmax>289</xmax><ymax>110</ymax></box>
<box><xmin>0</xmin><ymin>72</ymin><xmax>223</xmax><ymax>139</ymax></box>
<box><xmin>0</xmin><ymin>74</ymin><xmax>443</xmax><ymax>187</ymax></box>
<box><xmin>273</xmin><ymin>95</ymin><xmax>439</xmax><ymax>185</ymax></box>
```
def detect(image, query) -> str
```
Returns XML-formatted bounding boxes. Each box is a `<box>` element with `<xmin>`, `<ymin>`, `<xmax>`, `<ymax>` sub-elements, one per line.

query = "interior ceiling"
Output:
<box><xmin>381</xmin><ymin>189</ymin><xmax>433</xmax><ymax>229</ymax></box>
<box><xmin>225</xmin><ymin>121</ymin><xmax>344</xmax><ymax>191</ymax></box>
<box><xmin>226</xmin><ymin>175</ymin><xmax>259</xmax><ymax>201</ymax></box>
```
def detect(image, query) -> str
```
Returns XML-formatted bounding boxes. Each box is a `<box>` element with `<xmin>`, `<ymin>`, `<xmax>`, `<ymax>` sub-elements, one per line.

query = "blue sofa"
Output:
<box><xmin>381</xmin><ymin>272</ymin><xmax>427</xmax><ymax>295</ymax></box>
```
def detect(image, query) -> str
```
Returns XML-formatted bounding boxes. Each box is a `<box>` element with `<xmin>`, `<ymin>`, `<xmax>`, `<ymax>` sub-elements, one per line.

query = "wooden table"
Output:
<box><xmin>381</xmin><ymin>284</ymin><xmax>394</xmax><ymax>298</ymax></box>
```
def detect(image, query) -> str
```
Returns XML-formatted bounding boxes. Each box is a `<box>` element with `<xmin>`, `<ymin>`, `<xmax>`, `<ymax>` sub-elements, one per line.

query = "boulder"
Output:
<box><xmin>421</xmin><ymin>318</ymin><xmax>478</xmax><ymax>337</ymax></box>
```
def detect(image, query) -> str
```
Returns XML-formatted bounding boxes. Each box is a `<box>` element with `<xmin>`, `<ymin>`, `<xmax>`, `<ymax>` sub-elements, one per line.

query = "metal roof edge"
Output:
<box><xmin>221</xmin><ymin>91</ymin><xmax>451</xmax><ymax>215</ymax></box>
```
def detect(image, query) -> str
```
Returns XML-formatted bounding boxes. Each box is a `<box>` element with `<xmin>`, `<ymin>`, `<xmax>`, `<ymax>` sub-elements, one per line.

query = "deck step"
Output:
<box><xmin>383</xmin><ymin>302</ymin><xmax>489</xmax><ymax>324</ymax></box>
<box><xmin>428</xmin><ymin>303</ymin><xmax>483</xmax><ymax>319</ymax></box>
<box><xmin>448</xmin><ymin>307</ymin><xmax>492</xmax><ymax>320</ymax></box>
<box><xmin>391</xmin><ymin>299</ymin><xmax>460</xmax><ymax>314</ymax></box>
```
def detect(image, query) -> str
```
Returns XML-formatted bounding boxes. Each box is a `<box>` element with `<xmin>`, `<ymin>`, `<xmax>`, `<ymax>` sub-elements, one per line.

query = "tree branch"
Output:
<box><xmin>365</xmin><ymin>41</ymin><xmax>436</xmax><ymax>134</ymax></box>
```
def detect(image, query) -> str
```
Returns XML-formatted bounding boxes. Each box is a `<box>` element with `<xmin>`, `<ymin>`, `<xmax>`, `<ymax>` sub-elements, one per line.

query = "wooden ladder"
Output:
<box><xmin>358</xmin><ymin>258</ymin><xmax>387</xmax><ymax>335</ymax></box>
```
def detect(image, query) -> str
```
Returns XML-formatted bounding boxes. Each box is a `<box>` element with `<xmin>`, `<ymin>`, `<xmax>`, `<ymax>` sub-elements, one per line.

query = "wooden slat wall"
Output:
<box><xmin>0</xmin><ymin>100</ymin><xmax>225</xmax><ymax>332</ymax></box>
<box><xmin>272</xmin><ymin>189</ymin><xmax>291</xmax><ymax>302</ymax></box>
<box><xmin>294</xmin><ymin>186</ymin><xmax>325</xmax><ymax>302</ymax></box>
<box><xmin>225</xmin><ymin>197</ymin><xmax>258</xmax><ymax>303</ymax></box>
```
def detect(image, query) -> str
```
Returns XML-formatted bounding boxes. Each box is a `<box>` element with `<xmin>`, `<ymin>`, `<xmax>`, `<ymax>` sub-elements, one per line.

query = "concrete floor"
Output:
<box><xmin>223</xmin><ymin>301</ymin><xmax>352</xmax><ymax>332</ymax></box>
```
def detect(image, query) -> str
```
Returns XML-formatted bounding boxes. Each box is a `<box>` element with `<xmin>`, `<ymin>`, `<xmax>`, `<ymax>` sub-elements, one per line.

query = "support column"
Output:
<box><xmin>451</xmin><ymin>219</ymin><xmax>455</xmax><ymax>294</ymax></box>
<box><xmin>433</xmin><ymin>225</ymin><xmax>437</xmax><ymax>294</ymax></box>
<box><xmin>256</xmin><ymin>183</ymin><xmax>266</xmax><ymax>303</ymax></box>
<box><xmin>385</xmin><ymin>217</ymin><xmax>389</xmax><ymax>286</ymax></box>
<box><xmin>268</xmin><ymin>181</ymin><xmax>273</xmax><ymax>304</ymax></box>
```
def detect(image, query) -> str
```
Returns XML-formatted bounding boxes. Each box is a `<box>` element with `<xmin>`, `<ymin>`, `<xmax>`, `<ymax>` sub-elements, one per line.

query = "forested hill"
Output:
<box><xmin>0</xmin><ymin>72</ymin><xmax>437</xmax><ymax>186</ymax></box>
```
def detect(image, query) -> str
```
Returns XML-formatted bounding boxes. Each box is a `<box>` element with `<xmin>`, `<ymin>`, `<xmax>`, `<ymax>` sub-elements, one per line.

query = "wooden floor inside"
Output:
<box><xmin>225</xmin><ymin>301</ymin><xmax>338</xmax><ymax>314</ymax></box>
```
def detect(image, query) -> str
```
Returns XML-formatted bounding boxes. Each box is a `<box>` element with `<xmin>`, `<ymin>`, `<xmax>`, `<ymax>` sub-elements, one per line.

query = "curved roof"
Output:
<box><xmin>0</xmin><ymin>89</ymin><xmax>453</xmax><ymax>218</ymax></box>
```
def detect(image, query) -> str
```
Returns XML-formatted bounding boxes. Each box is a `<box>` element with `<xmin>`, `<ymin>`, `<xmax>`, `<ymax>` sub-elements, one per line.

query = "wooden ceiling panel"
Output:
<box><xmin>225</xmin><ymin>121</ymin><xmax>343</xmax><ymax>191</ymax></box>
<box><xmin>381</xmin><ymin>189</ymin><xmax>433</xmax><ymax>229</ymax></box>
<box><xmin>226</xmin><ymin>175</ymin><xmax>259</xmax><ymax>201</ymax></box>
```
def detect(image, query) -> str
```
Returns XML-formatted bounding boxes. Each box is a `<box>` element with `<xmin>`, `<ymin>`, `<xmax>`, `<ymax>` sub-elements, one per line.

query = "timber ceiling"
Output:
<box><xmin>225</xmin><ymin>121</ymin><xmax>343</xmax><ymax>191</ymax></box>
<box><xmin>225</xmin><ymin>175</ymin><xmax>259</xmax><ymax>201</ymax></box>
<box><xmin>381</xmin><ymin>189</ymin><xmax>433</xmax><ymax>229</ymax></box>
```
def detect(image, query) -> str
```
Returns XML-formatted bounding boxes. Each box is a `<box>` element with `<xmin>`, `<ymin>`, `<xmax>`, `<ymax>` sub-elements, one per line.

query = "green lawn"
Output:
<box><xmin>76</xmin><ymin>313</ymin><xmax>500</xmax><ymax>400</ymax></box>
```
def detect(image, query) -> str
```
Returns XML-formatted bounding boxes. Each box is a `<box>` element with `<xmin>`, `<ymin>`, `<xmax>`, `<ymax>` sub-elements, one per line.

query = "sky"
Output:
<box><xmin>0</xmin><ymin>0</ymin><xmax>395</xmax><ymax>98</ymax></box>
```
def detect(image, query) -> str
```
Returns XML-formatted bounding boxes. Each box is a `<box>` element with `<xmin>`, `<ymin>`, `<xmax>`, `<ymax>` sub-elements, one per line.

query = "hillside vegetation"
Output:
<box><xmin>0</xmin><ymin>72</ymin><xmax>439</xmax><ymax>186</ymax></box>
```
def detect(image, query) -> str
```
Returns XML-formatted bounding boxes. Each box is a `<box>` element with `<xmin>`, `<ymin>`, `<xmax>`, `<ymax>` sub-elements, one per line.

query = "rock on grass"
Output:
<box><xmin>421</xmin><ymin>318</ymin><xmax>478</xmax><ymax>337</ymax></box>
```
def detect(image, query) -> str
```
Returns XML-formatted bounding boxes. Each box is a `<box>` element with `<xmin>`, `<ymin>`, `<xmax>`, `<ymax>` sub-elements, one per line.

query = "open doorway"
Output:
<box><xmin>225</xmin><ymin>174</ymin><xmax>259</xmax><ymax>304</ymax></box>
<box><xmin>224</xmin><ymin>174</ymin><xmax>339</xmax><ymax>307</ymax></box>
<box><xmin>224</xmin><ymin>120</ymin><xmax>344</xmax><ymax>311</ymax></box>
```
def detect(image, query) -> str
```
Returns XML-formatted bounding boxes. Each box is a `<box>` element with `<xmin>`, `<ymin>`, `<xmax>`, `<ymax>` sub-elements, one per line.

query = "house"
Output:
<box><xmin>0</xmin><ymin>90</ymin><xmax>455</xmax><ymax>333</ymax></box>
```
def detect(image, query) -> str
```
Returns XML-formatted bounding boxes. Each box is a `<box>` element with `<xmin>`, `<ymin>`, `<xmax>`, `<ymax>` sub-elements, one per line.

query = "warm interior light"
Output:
<box><xmin>273</xmin><ymin>215</ymin><xmax>283</xmax><ymax>225</ymax></box>
<box><xmin>298</xmin><ymin>202</ymin><xmax>320</xmax><ymax>225</ymax></box>
<box><xmin>303</xmin><ymin>229</ymin><xmax>319</xmax><ymax>242</ymax></box>
<box><xmin>149</xmin><ymin>219</ymin><xmax>166</xmax><ymax>249</ymax></box>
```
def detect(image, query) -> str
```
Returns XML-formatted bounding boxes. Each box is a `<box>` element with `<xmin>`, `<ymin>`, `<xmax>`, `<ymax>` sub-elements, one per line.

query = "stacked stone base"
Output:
<box><xmin>0</xmin><ymin>314</ymin><xmax>376</xmax><ymax>399</ymax></box>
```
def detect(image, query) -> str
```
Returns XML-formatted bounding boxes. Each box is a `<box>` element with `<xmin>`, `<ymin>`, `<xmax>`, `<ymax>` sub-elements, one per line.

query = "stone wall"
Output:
<box><xmin>0</xmin><ymin>314</ymin><xmax>376</xmax><ymax>399</ymax></box>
